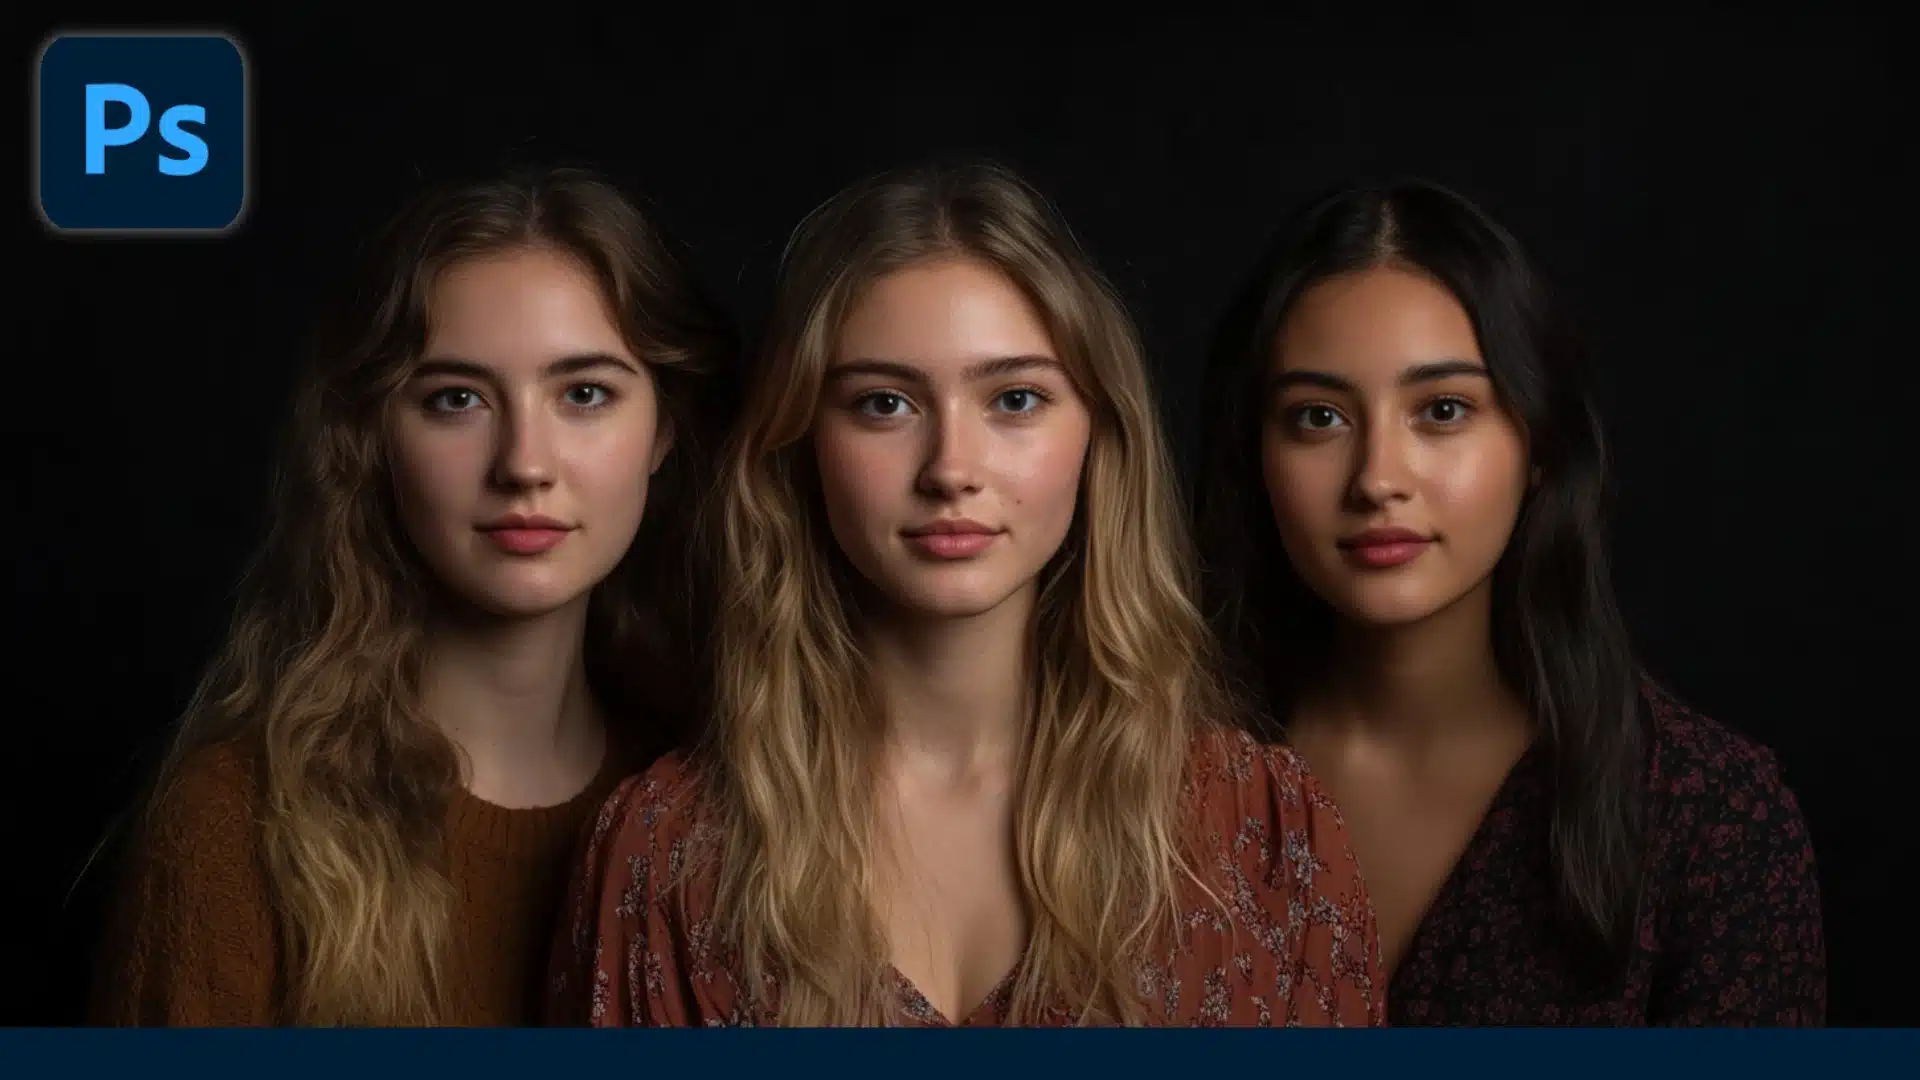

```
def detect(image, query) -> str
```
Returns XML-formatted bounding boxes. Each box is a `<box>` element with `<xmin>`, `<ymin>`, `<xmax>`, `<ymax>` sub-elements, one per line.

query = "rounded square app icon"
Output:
<box><xmin>35</xmin><ymin>32</ymin><xmax>250</xmax><ymax>235</ymax></box>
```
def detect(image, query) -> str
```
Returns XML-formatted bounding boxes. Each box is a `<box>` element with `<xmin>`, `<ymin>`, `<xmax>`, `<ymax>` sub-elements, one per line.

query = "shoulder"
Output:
<box><xmin>579</xmin><ymin>751</ymin><xmax>709</xmax><ymax>879</ymax></box>
<box><xmin>107</xmin><ymin>738</ymin><xmax>276</xmax><ymax>943</ymax></box>
<box><xmin>1638</xmin><ymin>678</ymin><xmax>1815</xmax><ymax>865</ymax></box>
<box><xmin>1181</xmin><ymin>727</ymin><xmax>1382</xmax><ymax>1020</ymax></box>
<box><xmin>142</xmin><ymin>739</ymin><xmax>265</xmax><ymax>859</ymax></box>
<box><xmin>1185</xmin><ymin>724</ymin><xmax>1339</xmax><ymax>821</ymax></box>
<box><xmin>93</xmin><ymin>738</ymin><xmax>281</xmax><ymax>1025</ymax></box>
<box><xmin>597</xmin><ymin>750</ymin><xmax>705</xmax><ymax>825</ymax></box>
<box><xmin>1183</xmin><ymin>726</ymin><xmax>1355</xmax><ymax>876</ymax></box>
<box><xmin>559</xmin><ymin>751</ymin><xmax>718</xmax><ymax>974</ymax></box>
<box><xmin>1641</xmin><ymin>678</ymin><xmax>1803</xmax><ymax>824</ymax></box>
<box><xmin>1634</xmin><ymin>679</ymin><xmax>1825</xmax><ymax>1021</ymax></box>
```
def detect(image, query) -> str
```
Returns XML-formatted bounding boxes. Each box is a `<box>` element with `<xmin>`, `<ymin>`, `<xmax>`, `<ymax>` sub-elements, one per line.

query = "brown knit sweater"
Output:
<box><xmin>89</xmin><ymin>736</ymin><xmax>634</xmax><ymax>1026</ymax></box>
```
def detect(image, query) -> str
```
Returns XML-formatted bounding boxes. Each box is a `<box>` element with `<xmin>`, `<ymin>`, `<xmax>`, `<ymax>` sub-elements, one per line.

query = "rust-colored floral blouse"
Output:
<box><xmin>547</xmin><ymin>727</ymin><xmax>1384</xmax><ymax>1026</ymax></box>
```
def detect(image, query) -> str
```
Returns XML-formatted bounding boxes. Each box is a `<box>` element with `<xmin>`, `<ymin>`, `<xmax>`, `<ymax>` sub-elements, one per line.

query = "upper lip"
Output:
<box><xmin>479</xmin><ymin>513</ymin><xmax>572</xmax><ymax>531</ymax></box>
<box><xmin>1339</xmin><ymin>527</ymin><xmax>1431</xmax><ymax>548</ymax></box>
<box><xmin>902</xmin><ymin>518</ymin><xmax>1001</xmax><ymax>537</ymax></box>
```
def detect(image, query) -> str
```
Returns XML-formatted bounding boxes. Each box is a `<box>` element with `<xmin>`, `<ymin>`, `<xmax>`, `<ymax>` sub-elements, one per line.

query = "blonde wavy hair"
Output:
<box><xmin>698</xmin><ymin>160</ymin><xmax>1232</xmax><ymax>1026</ymax></box>
<box><xmin>133</xmin><ymin>166</ymin><xmax>729</xmax><ymax>1025</ymax></box>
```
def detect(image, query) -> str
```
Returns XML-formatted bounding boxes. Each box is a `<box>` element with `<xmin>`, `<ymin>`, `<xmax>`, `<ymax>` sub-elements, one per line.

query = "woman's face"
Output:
<box><xmin>1260</xmin><ymin>265</ymin><xmax>1529</xmax><ymax>627</ymax></box>
<box><xmin>388</xmin><ymin>247</ymin><xmax>673</xmax><ymax>620</ymax></box>
<box><xmin>812</xmin><ymin>257</ymin><xmax>1092</xmax><ymax>621</ymax></box>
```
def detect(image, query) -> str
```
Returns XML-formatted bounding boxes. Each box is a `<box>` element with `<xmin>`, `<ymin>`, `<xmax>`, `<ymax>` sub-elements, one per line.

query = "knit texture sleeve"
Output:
<box><xmin>89</xmin><ymin>743</ymin><xmax>281</xmax><ymax>1026</ymax></box>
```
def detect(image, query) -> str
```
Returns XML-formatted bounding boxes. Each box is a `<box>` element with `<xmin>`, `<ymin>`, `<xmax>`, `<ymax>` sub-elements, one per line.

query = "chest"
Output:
<box><xmin>1376</xmin><ymin>780</ymin><xmax>1666</xmax><ymax>1026</ymax></box>
<box><xmin>875</xmin><ymin>786</ymin><xmax>1029</xmax><ymax>1024</ymax></box>
<box><xmin>442</xmin><ymin>828</ymin><xmax>585</xmax><ymax>1024</ymax></box>
<box><xmin>1331</xmin><ymin>775</ymin><xmax>1496</xmax><ymax>972</ymax></box>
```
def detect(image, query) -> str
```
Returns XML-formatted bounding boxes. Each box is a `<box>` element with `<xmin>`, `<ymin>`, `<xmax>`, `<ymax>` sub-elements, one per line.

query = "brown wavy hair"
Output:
<box><xmin>696</xmin><ymin>160</ymin><xmax>1232</xmax><ymax>1025</ymax></box>
<box><xmin>135</xmin><ymin>165</ymin><xmax>730</xmax><ymax>1025</ymax></box>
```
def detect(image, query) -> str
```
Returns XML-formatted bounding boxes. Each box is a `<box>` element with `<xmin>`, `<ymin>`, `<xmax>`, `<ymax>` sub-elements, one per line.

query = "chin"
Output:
<box><xmin>1331</xmin><ymin>582</ymin><xmax>1458</xmax><ymax>627</ymax></box>
<box><xmin>447</xmin><ymin>571</ymin><xmax>595</xmax><ymax>621</ymax></box>
<box><xmin>465</xmin><ymin>593</ymin><xmax>587</xmax><ymax>621</ymax></box>
<box><xmin>907</xmin><ymin>597</ymin><xmax>1015</xmax><ymax>620</ymax></box>
<box><xmin>1341</xmin><ymin>602</ymin><xmax>1441</xmax><ymax>627</ymax></box>
<box><xmin>880</xmin><ymin>575</ymin><xmax>1029</xmax><ymax>621</ymax></box>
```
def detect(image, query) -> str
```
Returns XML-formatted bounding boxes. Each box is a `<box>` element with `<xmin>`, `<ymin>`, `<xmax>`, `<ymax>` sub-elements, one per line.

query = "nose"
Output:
<box><xmin>1348</xmin><ymin>413</ymin><xmax>1412</xmax><ymax>509</ymax></box>
<box><xmin>915</xmin><ymin>405</ymin><xmax>984</xmax><ymax>499</ymax></box>
<box><xmin>489</xmin><ymin>401</ymin><xmax>557</xmax><ymax>490</ymax></box>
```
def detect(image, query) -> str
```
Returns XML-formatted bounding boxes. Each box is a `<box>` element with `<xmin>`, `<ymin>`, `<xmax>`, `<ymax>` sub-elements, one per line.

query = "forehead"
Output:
<box><xmin>1272</xmin><ymin>265</ymin><xmax>1480</xmax><ymax>383</ymax></box>
<box><xmin>836</xmin><ymin>258</ymin><xmax>1056</xmax><ymax>371</ymax></box>
<box><xmin>424</xmin><ymin>249</ymin><xmax>630</xmax><ymax>368</ymax></box>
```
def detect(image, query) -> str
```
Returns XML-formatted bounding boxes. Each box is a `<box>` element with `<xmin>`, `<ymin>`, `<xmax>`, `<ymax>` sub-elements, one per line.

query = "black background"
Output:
<box><xmin>9</xmin><ymin>8</ymin><xmax>1906</xmax><ymax>1025</ymax></box>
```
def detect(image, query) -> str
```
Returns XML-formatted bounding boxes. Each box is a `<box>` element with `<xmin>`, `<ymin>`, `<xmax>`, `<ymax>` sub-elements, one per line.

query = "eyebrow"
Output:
<box><xmin>827</xmin><ymin>354</ymin><xmax>1063</xmax><ymax>384</ymax></box>
<box><xmin>1270</xmin><ymin>357</ymin><xmax>1489</xmax><ymax>394</ymax></box>
<box><xmin>411</xmin><ymin>352</ymin><xmax>642</xmax><ymax>380</ymax></box>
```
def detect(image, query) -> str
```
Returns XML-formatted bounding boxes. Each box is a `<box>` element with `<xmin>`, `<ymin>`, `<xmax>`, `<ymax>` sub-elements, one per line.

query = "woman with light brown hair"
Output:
<box><xmin>547</xmin><ymin>160</ymin><xmax>1383</xmax><ymax>1027</ymax></box>
<box><xmin>90</xmin><ymin>165</ymin><xmax>732</xmax><ymax>1026</ymax></box>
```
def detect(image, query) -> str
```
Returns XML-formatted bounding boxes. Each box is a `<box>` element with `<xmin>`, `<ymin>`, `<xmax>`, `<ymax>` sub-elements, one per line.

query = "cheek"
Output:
<box><xmin>813</xmin><ymin>425</ymin><xmax>901</xmax><ymax>531</ymax></box>
<box><xmin>566</xmin><ymin>419</ymin><xmax>660</xmax><ymax>509</ymax></box>
<box><xmin>997</xmin><ymin>432</ymin><xmax>1087</xmax><ymax>513</ymax></box>
<box><xmin>1426</xmin><ymin>433</ymin><xmax>1529</xmax><ymax>531</ymax></box>
<box><xmin>997</xmin><ymin>404</ymin><xmax>1093</xmax><ymax>510</ymax></box>
<box><xmin>1260</xmin><ymin>433</ymin><xmax>1339</xmax><ymax>537</ymax></box>
<box><xmin>389</xmin><ymin>427</ymin><xmax>481</xmax><ymax>528</ymax></box>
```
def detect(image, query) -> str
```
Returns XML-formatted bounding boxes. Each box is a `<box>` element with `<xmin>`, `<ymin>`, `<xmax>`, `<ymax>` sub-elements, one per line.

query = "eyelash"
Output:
<box><xmin>420</xmin><ymin>383</ymin><xmax>618</xmax><ymax>416</ymax></box>
<box><xmin>994</xmin><ymin>385</ymin><xmax>1054</xmax><ymax>414</ymax></box>
<box><xmin>1419</xmin><ymin>395</ymin><xmax>1474</xmax><ymax>426</ymax></box>
<box><xmin>1285</xmin><ymin>394</ymin><xmax>1476</xmax><ymax>433</ymax></box>
<box><xmin>850</xmin><ymin>385</ymin><xmax>1054</xmax><ymax>420</ymax></box>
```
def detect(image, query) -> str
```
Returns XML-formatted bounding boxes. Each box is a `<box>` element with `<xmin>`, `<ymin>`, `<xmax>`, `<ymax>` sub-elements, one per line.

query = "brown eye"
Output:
<box><xmin>855</xmin><ymin>391</ymin><xmax>911</xmax><ymax>418</ymax></box>
<box><xmin>425</xmin><ymin>387</ymin><xmax>481</xmax><ymax>413</ymax></box>
<box><xmin>1294</xmin><ymin>404</ymin><xmax>1345</xmax><ymax>431</ymax></box>
<box><xmin>1421</xmin><ymin>397</ymin><xmax>1473</xmax><ymax>425</ymax></box>
<box><xmin>565</xmin><ymin>384</ymin><xmax>613</xmax><ymax>408</ymax></box>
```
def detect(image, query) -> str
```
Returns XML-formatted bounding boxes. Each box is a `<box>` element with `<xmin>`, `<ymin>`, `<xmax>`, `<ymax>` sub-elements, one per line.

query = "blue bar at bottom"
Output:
<box><xmin>1</xmin><ymin>1027</ymin><xmax>1911</xmax><ymax>1078</ymax></box>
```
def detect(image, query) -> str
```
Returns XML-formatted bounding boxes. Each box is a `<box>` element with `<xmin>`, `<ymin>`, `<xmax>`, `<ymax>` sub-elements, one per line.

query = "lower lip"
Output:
<box><xmin>483</xmin><ymin>528</ymin><xmax>570</xmax><ymax>555</ymax></box>
<box><xmin>1341</xmin><ymin>540</ymin><xmax>1430</xmax><ymax>568</ymax></box>
<box><xmin>905</xmin><ymin>532</ymin><xmax>999</xmax><ymax>559</ymax></box>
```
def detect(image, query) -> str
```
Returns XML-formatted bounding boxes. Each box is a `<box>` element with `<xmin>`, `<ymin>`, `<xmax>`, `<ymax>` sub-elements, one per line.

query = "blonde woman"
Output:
<box><xmin>549</xmin><ymin>160</ymin><xmax>1383</xmax><ymax>1027</ymax></box>
<box><xmin>91</xmin><ymin>166</ymin><xmax>731</xmax><ymax>1026</ymax></box>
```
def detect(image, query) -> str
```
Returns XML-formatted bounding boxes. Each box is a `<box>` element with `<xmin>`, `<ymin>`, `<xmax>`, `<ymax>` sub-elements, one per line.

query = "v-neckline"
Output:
<box><xmin>887</xmin><ymin>964</ymin><xmax>1021</xmax><ymax>1027</ymax></box>
<box><xmin>1387</xmin><ymin>737</ymin><xmax>1544</xmax><ymax>981</ymax></box>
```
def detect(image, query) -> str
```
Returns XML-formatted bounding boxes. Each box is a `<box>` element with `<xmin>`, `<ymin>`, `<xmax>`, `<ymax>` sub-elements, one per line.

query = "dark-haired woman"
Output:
<box><xmin>1195</xmin><ymin>180</ymin><xmax>1825</xmax><ymax>1025</ymax></box>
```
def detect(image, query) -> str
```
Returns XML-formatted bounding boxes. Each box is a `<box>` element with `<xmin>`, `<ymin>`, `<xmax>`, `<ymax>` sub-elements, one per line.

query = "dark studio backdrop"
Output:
<box><xmin>8</xmin><ymin>8</ymin><xmax>1905</xmax><ymax>1025</ymax></box>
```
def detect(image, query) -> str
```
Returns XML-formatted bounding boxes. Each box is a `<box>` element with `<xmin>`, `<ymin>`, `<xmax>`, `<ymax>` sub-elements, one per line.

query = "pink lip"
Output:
<box><xmin>902</xmin><ymin>518</ymin><xmax>1003</xmax><ymax>560</ymax></box>
<box><xmin>477</xmin><ymin>513</ymin><xmax>574</xmax><ymax>555</ymax></box>
<box><xmin>482</xmin><ymin>528</ymin><xmax>570</xmax><ymax>555</ymax></box>
<box><xmin>1337</xmin><ymin>527</ymin><xmax>1433</xmax><ymax>569</ymax></box>
<box><xmin>906</xmin><ymin>533</ymin><xmax>998</xmax><ymax>559</ymax></box>
<box><xmin>481</xmin><ymin>512</ymin><xmax>570</xmax><ymax>531</ymax></box>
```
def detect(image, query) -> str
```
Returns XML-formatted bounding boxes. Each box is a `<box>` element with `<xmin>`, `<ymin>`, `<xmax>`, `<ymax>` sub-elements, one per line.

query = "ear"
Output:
<box><xmin>649</xmin><ymin>415</ymin><xmax>676</xmax><ymax>476</ymax></box>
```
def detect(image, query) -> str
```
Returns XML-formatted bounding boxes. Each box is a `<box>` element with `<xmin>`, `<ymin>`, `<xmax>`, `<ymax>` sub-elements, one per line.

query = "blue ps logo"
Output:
<box><xmin>35</xmin><ymin>32</ymin><xmax>250</xmax><ymax>234</ymax></box>
<box><xmin>84</xmin><ymin>82</ymin><xmax>210</xmax><ymax>176</ymax></box>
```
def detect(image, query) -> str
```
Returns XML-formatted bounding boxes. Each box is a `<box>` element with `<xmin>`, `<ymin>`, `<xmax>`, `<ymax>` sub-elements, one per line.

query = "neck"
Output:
<box><xmin>1306</xmin><ymin>578</ymin><xmax>1526</xmax><ymax>747</ymax></box>
<box><xmin>866</xmin><ymin>584</ymin><xmax>1035</xmax><ymax>787</ymax></box>
<box><xmin>420</xmin><ymin>595</ymin><xmax>605</xmax><ymax>792</ymax></box>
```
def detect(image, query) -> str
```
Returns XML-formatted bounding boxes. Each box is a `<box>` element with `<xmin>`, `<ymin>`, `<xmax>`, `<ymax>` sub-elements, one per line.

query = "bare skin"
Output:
<box><xmin>814</xmin><ymin>258</ymin><xmax>1091</xmax><ymax>1019</ymax></box>
<box><xmin>1261</xmin><ymin>265</ymin><xmax>1535</xmax><ymax>972</ymax></box>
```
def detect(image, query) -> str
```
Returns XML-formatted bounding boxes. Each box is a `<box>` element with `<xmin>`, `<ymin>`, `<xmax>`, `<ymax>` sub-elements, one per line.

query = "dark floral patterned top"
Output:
<box><xmin>1388</xmin><ymin>681</ymin><xmax>1826</xmax><ymax>1025</ymax></box>
<box><xmin>547</xmin><ymin>727</ymin><xmax>1385</xmax><ymax>1027</ymax></box>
